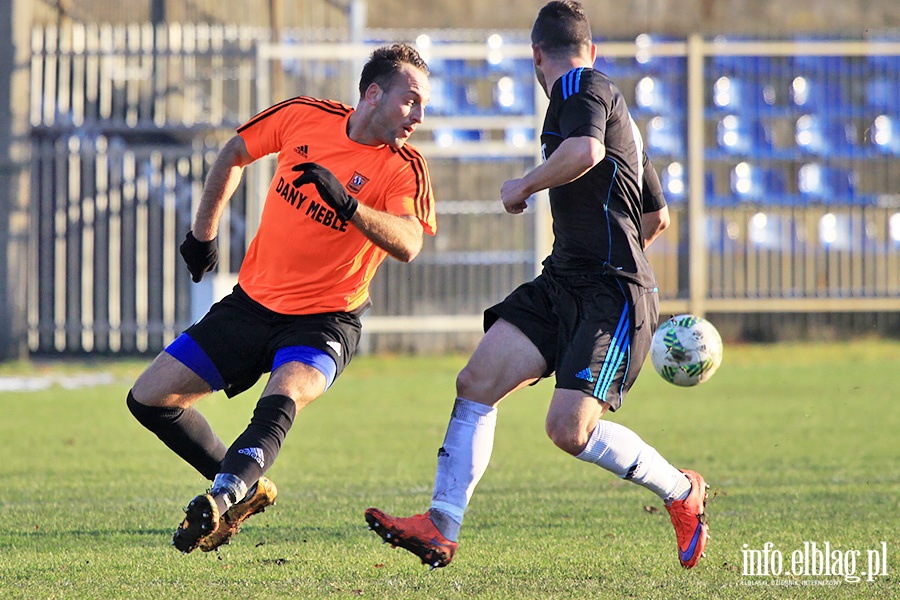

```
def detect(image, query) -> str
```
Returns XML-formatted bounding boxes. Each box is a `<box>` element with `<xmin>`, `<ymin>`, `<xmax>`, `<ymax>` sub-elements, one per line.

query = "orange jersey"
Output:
<box><xmin>236</xmin><ymin>96</ymin><xmax>436</xmax><ymax>315</ymax></box>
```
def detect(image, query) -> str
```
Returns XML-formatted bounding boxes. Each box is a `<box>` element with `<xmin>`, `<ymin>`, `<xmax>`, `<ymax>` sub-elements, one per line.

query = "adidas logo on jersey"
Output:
<box><xmin>575</xmin><ymin>367</ymin><xmax>594</xmax><ymax>382</ymax></box>
<box><xmin>238</xmin><ymin>447</ymin><xmax>265</xmax><ymax>468</ymax></box>
<box><xmin>326</xmin><ymin>340</ymin><xmax>342</xmax><ymax>356</ymax></box>
<box><xmin>294</xmin><ymin>144</ymin><xmax>309</xmax><ymax>157</ymax></box>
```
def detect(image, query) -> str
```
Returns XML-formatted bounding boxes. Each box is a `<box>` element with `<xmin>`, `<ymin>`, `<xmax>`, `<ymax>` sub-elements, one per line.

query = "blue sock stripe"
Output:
<box><xmin>593</xmin><ymin>306</ymin><xmax>631</xmax><ymax>400</ymax></box>
<box><xmin>273</xmin><ymin>346</ymin><xmax>338</xmax><ymax>389</ymax></box>
<box><xmin>165</xmin><ymin>333</ymin><xmax>226</xmax><ymax>391</ymax></box>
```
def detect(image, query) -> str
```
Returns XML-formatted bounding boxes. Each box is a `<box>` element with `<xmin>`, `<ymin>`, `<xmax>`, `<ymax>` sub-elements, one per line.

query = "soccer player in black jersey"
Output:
<box><xmin>366</xmin><ymin>1</ymin><xmax>709</xmax><ymax>570</ymax></box>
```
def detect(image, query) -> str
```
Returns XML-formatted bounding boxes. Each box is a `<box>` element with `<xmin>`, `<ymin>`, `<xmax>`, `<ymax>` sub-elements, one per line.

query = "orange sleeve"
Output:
<box><xmin>236</xmin><ymin>98</ymin><xmax>302</xmax><ymax>159</ymax></box>
<box><xmin>389</xmin><ymin>145</ymin><xmax>437</xmax><ymax>235</ymax></box>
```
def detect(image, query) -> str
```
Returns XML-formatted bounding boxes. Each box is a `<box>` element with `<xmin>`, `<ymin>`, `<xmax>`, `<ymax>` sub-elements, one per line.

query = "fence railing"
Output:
<box><xmin>27</xmin><ymin>26</ymin><xmax>900</xmax><ymax>353</ymax></box>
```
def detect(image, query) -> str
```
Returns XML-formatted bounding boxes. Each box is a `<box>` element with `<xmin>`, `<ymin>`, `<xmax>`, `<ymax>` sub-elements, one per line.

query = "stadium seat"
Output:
<box><xmin>729</xmin><ymin>162</ymin><xmax>786</xmax><ymax>203</ymax></box>
<box><xmin>869</xmin><ymin>115</ymin><xmax>900</xmax><ymax>154</ymax></box>
<box><xmin>717</xmin><ymin>115</ymin><xmax>775</xmax><ymax>155</ymax></box>
<box><xmin>661</xmin><ymin>165</ymin><xmax>715</xmax><ymax>204</ymax></box>
<box><xmin>790</xmin><ymin>76</ymin><xmax>850</xmax><ymax>113</ymax></box>
<box><xmin>645</xmin><ymin>115</ymin><xmax>685</xmax><ymax>156</ymax></box>
<box><xmin>798</xmin><ymin>163</ymin><xmax>856</xmax><ymax>203</ymax></box>
<box><xmin>818</xmin><ymin>212</ymin><xmax>853</xmax><ymax>250</ymax></box>
<box><xmin>633</xmin><ymin>75</ymin><xmax>686</xmax><ymax>116</ymax></box>
<box><xmin>433</xmin><ymin>128</ymin><xmax>482</xmax><ymax>148</ymax></box>
<box><xmin>747</xmin><ymin>211</ymin><xmax>793</xmax><ymax>249</ymax></box>
<box><xmin>795</xmin><ymin>115</ymin><xmax>857</xmax><ymax>156</ymax></box>
<box><xmin>864</xmin><ymin>77</ymin><xmax>900</xmax><ymax>113</ymax></box>
<box><xmin>711</xmin><ymin>76</ymin><xmax>781</xmax><ymax>114</ymax></box>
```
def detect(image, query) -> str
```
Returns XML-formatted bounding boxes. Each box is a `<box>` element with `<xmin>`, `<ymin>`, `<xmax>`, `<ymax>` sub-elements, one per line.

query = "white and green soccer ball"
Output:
<box><xmin>650</xmin><ymin>314</ymin><xmax>723</xmax><ymax>387</ymax></box>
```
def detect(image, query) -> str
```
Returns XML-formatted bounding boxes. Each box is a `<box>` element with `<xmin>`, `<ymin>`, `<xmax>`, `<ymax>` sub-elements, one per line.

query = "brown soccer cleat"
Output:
<box><xmin>199</xmin><ymin>477</ymin><xmax>278</xmax><ymax>552</ymax></box>
<box><xmin>173</xmin><ymin>494</ymin><xmax>219</xmax><ymax>554</ymax></box>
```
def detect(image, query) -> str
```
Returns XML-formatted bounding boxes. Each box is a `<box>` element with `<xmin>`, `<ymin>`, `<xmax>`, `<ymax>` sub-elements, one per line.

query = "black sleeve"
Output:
<box><xmin>641</xmin><ymin>152</ymin><xmax>667</xmax><ymax>213</ymax></box>
<box><xmin>559</xmin><ymin>90</ymin><xmax>609</xmax><ymax>141</ymax></box>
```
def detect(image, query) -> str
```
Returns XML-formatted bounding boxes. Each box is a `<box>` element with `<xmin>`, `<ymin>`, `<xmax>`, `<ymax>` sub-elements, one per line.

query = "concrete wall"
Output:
<box><xmin>369</xmin><ymin>0</ymin><xmax>900</xmax><ymax>37</ymax></box>
<box><xmin>30</xmin><ymin>1</ymin><xmax>900</xmax><ymax>36</ymax></box>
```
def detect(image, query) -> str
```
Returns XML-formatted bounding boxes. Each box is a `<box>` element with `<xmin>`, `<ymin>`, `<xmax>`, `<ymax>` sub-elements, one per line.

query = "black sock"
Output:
<box><xmin>218</xmin><ymin>394</ymin><xmax>296</xmax><ymax>488</ymax></box>
<box><xmin>127</xmin><ymin>390</ymin><xmax>227</xmax><ymax>480</ymax></box>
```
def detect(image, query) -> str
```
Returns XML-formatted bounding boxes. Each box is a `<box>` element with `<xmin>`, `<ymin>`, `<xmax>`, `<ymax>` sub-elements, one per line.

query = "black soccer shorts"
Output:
<box><xmin>484</xmin><ymin>270</ymin><xmax>658</xmax><ymax>411</ymax></box>
<box><xmin>166</xmin><ymin>284</ymin><xmax>362</xmax><ymax>397</ymax></box>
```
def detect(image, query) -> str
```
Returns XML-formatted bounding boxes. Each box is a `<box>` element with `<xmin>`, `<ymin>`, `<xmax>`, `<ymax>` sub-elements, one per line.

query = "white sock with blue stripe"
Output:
<box><xmin>576</xmin><ymin>420</ymin><xmax>691</xmax><ymax>503</ymax></box>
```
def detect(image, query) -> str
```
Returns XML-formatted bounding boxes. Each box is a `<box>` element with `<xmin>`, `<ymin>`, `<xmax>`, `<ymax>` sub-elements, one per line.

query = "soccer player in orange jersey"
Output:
<box><xmin>125</xmin><ymin>44</ymin><xmax>436</xmax><ymax>554</ymax></box>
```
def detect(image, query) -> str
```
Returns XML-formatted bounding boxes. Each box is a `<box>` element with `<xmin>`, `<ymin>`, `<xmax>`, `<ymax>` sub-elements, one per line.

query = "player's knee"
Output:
<box><xmin>544</xmin><ymin>416</ymin><xmax>590</xmax><ymax>456</ymax></box>
<box><xmin>455</xmin><ymin>363</ymin><xmax>482</xmax><ymax>399</ymax></box>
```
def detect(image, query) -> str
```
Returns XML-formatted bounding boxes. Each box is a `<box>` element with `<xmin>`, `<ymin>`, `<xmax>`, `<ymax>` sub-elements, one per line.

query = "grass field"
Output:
<box><xmin>0</xmin><ymin>340</ymin><xmax>898</xmax><ymax>599</ymax></box>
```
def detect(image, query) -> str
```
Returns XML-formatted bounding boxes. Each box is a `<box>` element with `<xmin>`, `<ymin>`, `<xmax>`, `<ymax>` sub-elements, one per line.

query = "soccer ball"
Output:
<box><xmin>649</xmin><ymin>314</ymin><xmax>723</xmax><ymax>387</ymax></box>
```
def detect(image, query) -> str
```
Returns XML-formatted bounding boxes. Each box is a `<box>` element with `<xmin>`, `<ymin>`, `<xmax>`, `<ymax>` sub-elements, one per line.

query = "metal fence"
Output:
<box><xmin>27</xmin><ymin>25</ymin><xmax>900</xmax><ymax>354</ymax></box>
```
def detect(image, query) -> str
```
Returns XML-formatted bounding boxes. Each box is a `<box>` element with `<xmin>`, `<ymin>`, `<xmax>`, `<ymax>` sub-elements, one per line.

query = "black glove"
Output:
<box><xmin>291</xmin><ymin>162</ymin><xmax>359</xmax><ymax>222</ymax></box>
<box><xmin>179</xmin><ymin>231</ymin><xmax>218</xmax><ymax>283</ymax></box>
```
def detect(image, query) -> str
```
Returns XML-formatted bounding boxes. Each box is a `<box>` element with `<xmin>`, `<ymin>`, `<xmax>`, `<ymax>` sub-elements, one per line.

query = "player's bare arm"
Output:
<box><xmin>500</xmin><ymin>136</ymin><xmax>605</xmax><ymax>214</ymax></box>
<box><xmin>641</xmin><ymin>205</ymin><xmax>670</xmax><ymax>249</ymax></box>
<box><xmin>351</xmin><ymin>208</ymin><xmax>424</xmax><ymax>262</ymax></box>
<box><xmin>192</xmin><ymin>135</ymin><xmax>256</xmax><ymax>241</ymax></box>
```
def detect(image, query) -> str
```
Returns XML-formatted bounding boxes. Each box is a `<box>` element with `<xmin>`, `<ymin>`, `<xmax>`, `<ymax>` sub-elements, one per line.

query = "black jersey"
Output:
<box><xmin>540</xmin><ymin>67</ymin><xmax>666</xmax><ymax>288</ymax></box>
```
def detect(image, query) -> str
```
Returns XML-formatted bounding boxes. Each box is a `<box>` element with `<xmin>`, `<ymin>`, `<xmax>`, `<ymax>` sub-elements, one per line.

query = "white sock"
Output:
<box><xmin>429</xmin><ymin>397</ymin><xmax>497</xmax><ymax>540</ymax></box>
<box><xmin>576</xmin><ymin>420</ymin><xmax>691</xmax><ymax>503</ymax></box>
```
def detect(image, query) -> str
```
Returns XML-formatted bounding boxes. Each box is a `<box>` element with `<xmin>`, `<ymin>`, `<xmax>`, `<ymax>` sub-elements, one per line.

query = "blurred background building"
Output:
<box><xmin>2</xmin><ymin>0</ymin><xmax>899</xmax><ymax>359</ymax></box>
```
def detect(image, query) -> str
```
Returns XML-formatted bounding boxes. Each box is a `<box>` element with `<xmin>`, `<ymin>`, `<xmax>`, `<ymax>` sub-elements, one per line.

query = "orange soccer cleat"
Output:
<box><xmin>664</xmin><ymin>469</ymin><xmax>710</xmax><ymax>569</ymax></box>
<box><xmin>365</xmin><ymin>508</ymin><xmax>458</xmax><ymax>569</ymax></box>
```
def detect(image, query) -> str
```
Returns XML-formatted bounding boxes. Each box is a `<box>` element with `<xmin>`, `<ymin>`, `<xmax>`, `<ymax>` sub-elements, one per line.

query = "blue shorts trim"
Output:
<box><xmin>273</xmin><ymin>346</ymin><xmax>338</xmax><ymax>389</ymax></box>
<box><xmin>165</xmin><ymin>333</ymin><xmax>227</xmax><ymax>392</ymax></box>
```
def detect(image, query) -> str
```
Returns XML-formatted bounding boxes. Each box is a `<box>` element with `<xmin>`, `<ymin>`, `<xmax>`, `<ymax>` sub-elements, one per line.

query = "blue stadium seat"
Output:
<box><xmin>712</xmin><ymin>75</ymin><xmax>782</xmax><ymax>114</ymax></box>
<box><xmin>818</xmin><ymin>212</ymin><xmax>853</xmax><ymax>250</ymax></box>
<box><xmin>504</xmin><ymin>126</ymin><xmax>535</xmax><ymax>148</ymax></box>
<box><xmin>633</xmin><ymin>75</ymin><xmax>686</xmax><ymax>116</ymax></box>
<box><xmin>729</xmin><ymin>161</ymin><xmax>786</xmax><ymax>203</ymax></box>
<box><xmin>433</xmin><ymin>128</ymin><xmax>482</xmax><ymax>147</ymax></box>
<box><xmin>795</xmin><ymin>115</ymin><xmax>857</xmax><ymax>156</ymax></box>
<box><xmin>869</xmin><ymin>115</ymin><xmax>900</xmax><ymax>155</ymax></box>
<box><xmin>645</xmin><ymin>115</ymin><xmax>684</xmax><ymax>156</ymax></box>
<box><xmin>493</xmin><ymin>71</ymin><xmax>535</xmax><ymax>115</ymax></box>
<box><xmin>865</xmin><ymin>77</ymin><xmax>900</xmax><ymax>113</ymax></box>
<box><xmin>660</xmin><ymin>163</ymin><xmax>714</xmax><ymax>203</ymax></box>
<box><xmin>789</xmin><ymin>75</ymin><xmax>850</xmax><ymax>113</ymax></box>
<box><xmin>798</xmin><ymin>163</ymin><xmax>856</xmax><ymax>203</ymax></box>
<box><xmin>747</xmin><ymin>211</ymin><xmax>793</xmax><ymax>249</ymax></box>
<box><xmin>717</xmin><ymin>115</ymin><xmax>775</xmax><ymax>155</ymax></box>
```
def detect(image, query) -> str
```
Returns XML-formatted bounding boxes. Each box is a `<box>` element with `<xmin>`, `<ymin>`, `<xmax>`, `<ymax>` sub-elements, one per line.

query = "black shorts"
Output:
<box><xmin>484</xmin><ymin>271</ymin><xmax>658</xmax><ymax>411</ymax></box>
<box><xmin>167</xmin><ymin>285</ymin><xmax>362</xmax><ymax>397</ymax></box>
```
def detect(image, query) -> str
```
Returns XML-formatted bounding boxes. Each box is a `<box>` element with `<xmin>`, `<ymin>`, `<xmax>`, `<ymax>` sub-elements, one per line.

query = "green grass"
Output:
<box><xmin>0</xmin><ymin>341</ymin><xmax>898</xmax><ymax>599</ymax></box>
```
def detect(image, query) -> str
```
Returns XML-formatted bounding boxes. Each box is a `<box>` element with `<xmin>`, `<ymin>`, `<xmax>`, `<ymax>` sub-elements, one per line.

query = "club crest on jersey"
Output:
<box><xmin>347</xmin><ymin>172</ymin><xmax>369</xmax><ymax>194</ymax></box>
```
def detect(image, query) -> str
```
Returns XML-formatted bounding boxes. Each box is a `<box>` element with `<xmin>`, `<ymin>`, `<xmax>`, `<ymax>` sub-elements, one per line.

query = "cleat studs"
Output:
<box><xmin>385</xmin><ymin>533</ymin><xmax>391</xmax><ymax>539</ymax></box>
<box><xmin>701</xmin><ymin>552</ymin><xmax>707</xmax><ymax>558</ymax></box>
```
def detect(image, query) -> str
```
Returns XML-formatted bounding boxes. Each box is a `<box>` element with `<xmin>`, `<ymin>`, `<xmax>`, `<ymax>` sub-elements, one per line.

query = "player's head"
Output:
<box><xmin>531</xmin><ymin>1</ymin><xmax>592</xmax><ymax>59</ymax></box>
<box><xmin>531</xmin><ymin>1</ymin><xmax>594</xmax><ymax>96</ymax></box>
<box><xmin>359</xmin><ymin>44</ymin><xmax>429</xmax><ymax>98</ymax></box>
<box><xmin>356</xmin><ymin>44</ymin><xmax>431</xmax><ymax>149</ymax></box>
